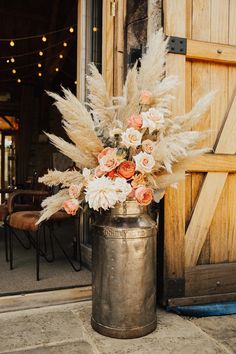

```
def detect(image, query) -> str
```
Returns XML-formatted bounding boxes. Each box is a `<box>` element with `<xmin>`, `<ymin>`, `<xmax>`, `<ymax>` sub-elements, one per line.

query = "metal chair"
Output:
<box><xmin>6</xmin><ymin>190</ymin><xmax>54</xmax><ymax>280</ymax></box>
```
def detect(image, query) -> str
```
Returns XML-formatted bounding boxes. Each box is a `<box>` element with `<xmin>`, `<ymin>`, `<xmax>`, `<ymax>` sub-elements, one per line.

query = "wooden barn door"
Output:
<box><xmin>163</xmin><ymin>0</ymin><xmax>236</xmax><ymax>306</ymax></box>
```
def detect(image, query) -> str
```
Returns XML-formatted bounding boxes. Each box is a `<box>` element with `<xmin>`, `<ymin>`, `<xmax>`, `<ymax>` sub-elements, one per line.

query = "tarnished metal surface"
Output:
<box><xmin>91</xmin><ymin>201</ymin><xmax>158</xmax><ymax>339</ymax></box>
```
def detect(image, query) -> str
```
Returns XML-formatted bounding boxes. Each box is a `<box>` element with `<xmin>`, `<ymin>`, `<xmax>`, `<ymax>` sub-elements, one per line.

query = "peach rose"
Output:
<box><xmin>117</xmin><ymin>161</ymin><xmax>136</xmax><ymax>179</ymax></box>
<box><xmin>98</xmin><ymin>147</ymin><xmax>116</xmax><ymax>161</ymax></box>
<box><xmin>99</xmin><ymin>152</ymin><xmax>118</xmax><ymax>172</ymax></box>
<box><xmin>63</xmin><ymin>198</ymin><xmax>80</xmax><ymax>215</ymax></box>
<box><xmin>140</xmin><ymin>90</ymin><xmax>153</xmax><ymax>105</ymax></box>
<box><xmin>95</xmin><ymin>166</ymin><xmax>105</xmax><ymax>177</ymax></box>
<box><xmin>142</xmin><ymin>139</ymin><xmax>154</xmax><ymax>154</ymax></box>
<box><xmin>128</xmin><ymin>114</ymin><xmax>142</xmax><ymax>129</ymax></box>
<box><xmin>135</xmin><ymin>186</ymin><xmax>153</xmax><ymax>206</ymax></box>
<box><xmin>69</xmin><ymin>183</ymin><xmax>83</xmax><ymax>199</ymax></box>
<box><xmin>131</xmin><ymin>173</ymin><xmax>146</xmax><ymax>189</ymax></box>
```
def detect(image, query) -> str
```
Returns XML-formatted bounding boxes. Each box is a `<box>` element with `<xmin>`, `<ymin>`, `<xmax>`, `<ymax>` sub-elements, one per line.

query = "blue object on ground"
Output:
<box><xmin>167</xmin><ymin>301</ymin><xmax>236</xmax><ymax>317</ymax></box>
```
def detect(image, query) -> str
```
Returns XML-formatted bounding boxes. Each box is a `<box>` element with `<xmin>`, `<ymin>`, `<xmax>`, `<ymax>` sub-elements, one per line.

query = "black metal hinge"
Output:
<box><xmin>168</xmin><ymin>36</ymin><xmax>187</xmax><ymax>55</ymax></box>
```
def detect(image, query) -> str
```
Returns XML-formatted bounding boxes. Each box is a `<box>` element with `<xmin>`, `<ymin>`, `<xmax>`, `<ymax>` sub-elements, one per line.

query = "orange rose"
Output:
<box><xmin>140</xmin><ymin>90</ymin><xmax>153</xmax><ymax>105</ymax></box>
<box><xmin>117</xmin><ymin>161</ymin><xmax>136</xmax><ymax>179</ymax></box>
<box><xmin>63</xmin><ymin>199</ymin><xmax>80</xmax><ymax>215</ymax></box>
<box><xmin>135</xmin><ymin>186</ymin><xmax>153</xmax><ymax>206</ymax></box>
<box><xmin>98</xmin><ymin>147</ymin><xmax>116</xmax><ymax>161</ymax></box>
<box><xmin>128</xmin><ymin>114</ymin><xmax>142</xmax><ymax>129</ymax></box>
<box><xmin>107</xmin><ymin>169</ymin><xmax>116</xmax><ymax>178</ymax></box>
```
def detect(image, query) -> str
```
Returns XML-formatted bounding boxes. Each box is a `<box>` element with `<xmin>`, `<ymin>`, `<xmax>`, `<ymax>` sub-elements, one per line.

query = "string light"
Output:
<box><xmin>0</xmin><ymin>25</ymin><xmax>76</xmax><ymax>42</ymax></box>
<box><xmin>93</xmin><ymin>27</ymin><xmax>98</xmax><ymax>32</ymax></box>
<box><xmin>39</xmin><ymin>51</ymin><xmax>43</xmax><ymax>56</ymax></box>
<box><xmin>12</xmin><ymin>69</ymin><xmax>16</xmax><ymax>74</ymax></box>
<box><xmin>10</xmin><ymin>40</ymin><xmax>15</xmax><ymax>47</ymax></box>
<box><xmin>59</xmin><ymin>54</ymin><xmax>63</xmax><ymax>59</ymax></box>
<box><xmin>6</xmin><ymin>59</ymin><xmax>10</xmax><ymax>63</ymax></box>
<box><xmin>42</xmin><ymin>36</ymin><xmax>47</xmax><ymax>42</ymax></box>
<box><xmin>17</xmin><ymin>78</ymin><xmax>21</xmax><ymax>83</ymax></box>
<box><xmin>63</xmin><ymin>42</ymin><xmax>67</xmax><ymax>47</ymax></box>
<box><xmin>74</xmin><ymin>80</ymin><xmax>77</xmax><ymax>84</ymax></box>
<box><xmin>38</xmin><ymin>72</ymin><xmax>42</xmax><ymax>77</ymax></box>
<box><xmin>10</xmin><ymin>57</ymin><xmax>15</xmax><ymax>63</ymax></box>
<box><xmin>55</xmin><ymin>67</ymin><xmax>59</xmax><ymax>72</ymax></box>
<box><xmin>38</xmin><ymin>63</ymin><xmax>42</xmax><ymax>68</ymax></box>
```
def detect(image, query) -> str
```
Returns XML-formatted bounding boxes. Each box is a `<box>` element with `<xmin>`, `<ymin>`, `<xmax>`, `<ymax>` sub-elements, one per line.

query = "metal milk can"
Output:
<box><xmin>91</xmin><ymin>200</ymin><xmax>157</xmax><ymax>339</ymax></box>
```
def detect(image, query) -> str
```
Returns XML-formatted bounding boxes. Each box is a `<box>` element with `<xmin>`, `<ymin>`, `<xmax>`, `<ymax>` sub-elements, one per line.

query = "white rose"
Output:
<box><xmin>133</xmin><ymin>152</ymin><xmax>155</xmax><ymax>174</ymax></box>
<box><xmin>141</xmin><ymin>108</ymin><xmax>165</xmax><ymax>133</ymax></box>
<box><xmin>121</xmin><ymin>128</ymin><xmax>142</xmax><ymax>148</ymax></box>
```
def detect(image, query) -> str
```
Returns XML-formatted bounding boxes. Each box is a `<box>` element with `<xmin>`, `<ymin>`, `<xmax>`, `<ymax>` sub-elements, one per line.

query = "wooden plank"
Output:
<box><xmin>185</xmin><ymin>172</ymin><xmax>227</xmax><ymax>268</ymax></box>
<box><xmin>164</xmin><ymin>0</ymin><xmax>186</xmax><ymax>287</ymax></box>
<box><xmin>113</xmin><ymin>0</ymin><xmax>125</xmax><ymax>96</ymax></box>
<box><xmin>208</xmin><ymin>1</ymin><xmax>230</xmax><ymax>264</ymax></box>
<box><xmin>192</xmin><ymin>0</ymin><xmax>211</xmax><ymax>41</ymax></box>
<box><xmin>227</xmin><ymin>5</ymin><xmax>236</xmax><ymax>262</ymax></box>
<box><xmin>214</xmin><ymin>95</ymin><xmax>236</xmax><ymax>153</ymax></box>
<box><xmin>168</xmin><ymin>292</ymin><xmax>236</xmax><ymax>307</ymax></box>
<box><xmin>0</xmin><ymin>286</ymin><xmax>92</xmax><ymax>314</ymax></box>
<box><xmin>187</xmin><ymin>40</ymin><xmax>236</xmax><ymax>64</ymax></box>
<box><xmin>185</xmin><ymin>91</ymin><xmax>236</xmax><ymax>268</ymax></box>
<box><xmin>186</xmin><ymin>263</ymin><xmax>236</xmax><ymax>296</ymax></box>
<box><xmin>186</xmin><ymin>154</ymin><xmax>236</xmax><ymax>172</ymax></box>
<box><xmin>76</xmin><ymin>0</ymin><xmax>86</xmax><ymax>100</ymax></box>
<box><xmin>102</xmin><ymin>0</ymin><xmax>114</xmax><ymax>96</ymax></box>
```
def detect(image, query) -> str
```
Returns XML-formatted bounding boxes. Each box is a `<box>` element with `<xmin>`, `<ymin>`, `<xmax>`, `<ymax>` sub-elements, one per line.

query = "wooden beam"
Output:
<box><xmin>168</xmin><ymin>291</ymin><xmax>236</xmax><ymax>307</ymax></box>
<box><xmin>0</xmin><ymin>286</ymin><xmax>92</xmax><ymax>314</ymax></box>
<box><xmin>164</xmin><ymin>0</ymin><xmax>186</xmax><ymax>288</ymax></box>
<box><xmin>76</xmin><ymin>0</ymin><xmax>86</xmax><ymax>100</ymax></box>
<box><xmin>102</xmin><ymin>1</ymin><xmax>115</xmax><ymax>96</ymax></box>
<box><xmin>187</xmin><ymin>39</ymin><xmax>236</xmax><ymax>65</ymax></box>
<box><xmin>114</xmin><ymin>0</ymin><xmax>126</xmax><ymax>96</ymax></box>
<box><xmin>185</xmin><ymin>154</ymin><xmax>236</xmax><ymax>172</ymax></box>
<box><xmin>186</xmin><ymin>263</ymin><xmax>236</xmax><ymax>296</ymax></box>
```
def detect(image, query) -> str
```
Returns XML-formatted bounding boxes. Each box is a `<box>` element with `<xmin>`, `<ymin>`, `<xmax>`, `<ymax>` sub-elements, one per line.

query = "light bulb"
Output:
<box><xmin>42</xmin><ymin>36</ymin><xmax>47</xmax><ymax>42</ymax></box>
<box><xmin>39</xmin><ymin>51</ymin><xmax>43</xmax><ymax>56</ymax></box>
<box><xmin>38</xmin><ymin>63</ymin><xmax>42</xmax><ymax>68</ymax></box>
<box><xmin>10</xmin><ymin>40</ymin><xmax>15</xmax><ymax>47</ymax></box>
<box><xmin>38</xmin><ymin>72</ymin><xmax>42</xmax><ymax>77</ymax></box>
<box><xmin>55</xmin><ymin>67</ymin><xmax>59</xmax><ymax>72</ymax></box>
<box><xmin>6</xmin><ymin>59</ymin><xmax>10</xmax><ymax>63</ymax></box>
<box><xmin>59</xmin><ymin>54</ymin><xmax>63</xmax><ymax>59</ymax></box>
<box><xmin>17</xmin><ymin>78</ymin><xmax>21</xmax><ymax>83</ymax></box>
<box><xmin>93</xmin><ymin>26</ymin><xmax>98</xmax><ymax>32</ymax></box>
<box><xmin>69</xmin><ymin>27</ymin><xmax>74</xmax><ymax>33</ymax></box>
<box><xmin>12</xmin><ymin>69</ymin><xmax>16</xmax><ymax>74</ymax></box>
<box><xmin>63</xmin><ymin>42</ymin><xmax>67</xmax><ymax>47</ymax></box>
<box><xmin>10</xmin><ymin>57</ymin><xmax>15</xmax><ymax>63</ymax></box>
<box><xmin>74</xmin><ymin>80</ymin><xmax>77</xmax><ymax>84</ymax></box>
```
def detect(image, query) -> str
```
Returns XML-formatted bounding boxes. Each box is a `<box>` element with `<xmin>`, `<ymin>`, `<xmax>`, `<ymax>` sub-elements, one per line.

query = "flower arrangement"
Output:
<box><xmin>37</xmin><ymin>29</ymin><xmax>213</xmax><ymax>223</ymax></box>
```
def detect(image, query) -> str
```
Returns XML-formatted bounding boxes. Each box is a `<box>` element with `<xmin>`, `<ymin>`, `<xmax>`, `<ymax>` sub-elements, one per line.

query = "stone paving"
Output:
<box><xmin>0</xmin><ymin>301</ymin><xmax>235</xmax><ymax>354</ymax></box>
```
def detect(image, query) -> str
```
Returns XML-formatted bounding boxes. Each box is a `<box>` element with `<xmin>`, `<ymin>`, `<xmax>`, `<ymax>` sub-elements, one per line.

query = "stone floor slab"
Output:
<box><xmin>3</xmin><ymin>341</ymin><xmax>94</xmax><ymax>354</ymax></box>
<box><xmin>192</xmin><ymin>315</ymin><xmax>236</xmax><ymax>353</ymax></box>
<box><xmin>0</xmin><ymin>306</ymin><xmax>84</xmax><ymax>353</ymax></box>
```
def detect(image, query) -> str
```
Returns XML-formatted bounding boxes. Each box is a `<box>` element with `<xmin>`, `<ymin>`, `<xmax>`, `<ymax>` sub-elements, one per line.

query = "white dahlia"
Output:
<box><xmin>85</xmin><ymin>176</ymin><xmax>119</xmax><ymax>211</ymax></box>
<box><xmin>113</xmin><ymin>177</ymin><xmax>132</xmax><ymax>202</ymax></box>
